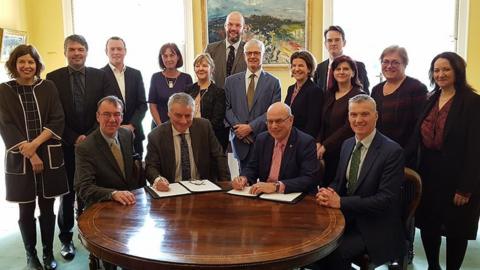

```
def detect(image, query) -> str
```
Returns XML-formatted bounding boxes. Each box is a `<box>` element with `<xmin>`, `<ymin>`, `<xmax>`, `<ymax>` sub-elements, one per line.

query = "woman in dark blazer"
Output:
<box><xmin>0</xmin><ymin>45</ymin><xmax>68</xmax><ymax>269</ymax></box>
<box><xmin>413</xmin><ymin>52</ymin><xmax>480</xmax><ymax>270</ymax></box>
<box><xmin>285</xmin><ymin>50</ymin><xmax>323</xmax><ymax>138</ymax></box>
<box><xmin>184</xmin><ymin>53</ymin><xmax>228</xmax><ymax>151</ymax></box>
<box><xmin>316</xmin><ymin>55</ymin><xmax>364</xmax><ymax>186</ymax></box>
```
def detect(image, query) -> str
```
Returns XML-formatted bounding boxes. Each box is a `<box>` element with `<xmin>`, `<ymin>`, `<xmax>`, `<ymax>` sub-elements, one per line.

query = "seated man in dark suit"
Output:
<box><xmin>74</xmin><ymin>95</ymin><xmax>143</xmax><ymax>270</ymax></box>
<box><xmin>145</xmin><ymin>93</ymin><xmax>230</xmax><ymax>191</ymax></box>
<box><xmin>313</xmin><ymin>25</ymin><xmax>370</xmax><ymax>93</ymax></box>
<box><xmin>74</xmin><ymin>95</ymin><xmax>144</xmax><ymax>208</ymax></box>
<box><xmin>232</xmin><ymin>102</ymin><xmax>319</xmax><ymax>194</ymax></box>
<box><xmin>315</xmin><ymin>94</ymin><xmax>404</xmax><ymax>269</ymax></box>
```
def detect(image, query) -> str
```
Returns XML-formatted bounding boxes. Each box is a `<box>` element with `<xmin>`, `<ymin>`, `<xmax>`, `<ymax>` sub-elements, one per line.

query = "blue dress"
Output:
<box><xmin>148</xmin><ymin>72</ymin><xmax>192</xmax><ymax>125</ymax></box>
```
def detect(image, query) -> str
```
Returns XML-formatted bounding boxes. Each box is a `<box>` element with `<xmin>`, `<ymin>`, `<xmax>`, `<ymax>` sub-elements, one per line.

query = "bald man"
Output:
<box><xmin>232</xmin><ymin>102</ymin><xmax>319</xmax><ymax>194</ymax></box>
<box><xmin>205</xmin><ymin>11</ymin><xmax>247</xmax><ymax>89</ymax></box>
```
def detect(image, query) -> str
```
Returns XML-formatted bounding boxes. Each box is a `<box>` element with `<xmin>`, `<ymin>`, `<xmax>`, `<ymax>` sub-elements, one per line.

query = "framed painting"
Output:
<box><xmin>0</xmin><ymin>28</ymin><xmax>28</xmax><ymax>62</ymax></box>
<box><xmin>201</xmin><ymin>0</ymin><xmax>312</xmax><ymax>67</ymax></box>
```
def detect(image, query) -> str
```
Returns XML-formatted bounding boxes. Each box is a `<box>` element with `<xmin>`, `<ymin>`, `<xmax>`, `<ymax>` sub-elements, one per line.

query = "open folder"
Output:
<box><xmin>145</xmin><ymin>180</ymin><xmax>222</xmax><ymax>199</ymax></box>
<box><xmin>227</xmin><ymin>186</ymin><xmax>304</xmax><ymax>204</ymax></box>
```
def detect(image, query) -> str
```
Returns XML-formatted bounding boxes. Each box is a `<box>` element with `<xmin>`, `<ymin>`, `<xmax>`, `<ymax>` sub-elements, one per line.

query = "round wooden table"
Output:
<box><xmin>78</xmin><ymin>185</ymin><xmax>344</xmax><ymax>270</ymax></box>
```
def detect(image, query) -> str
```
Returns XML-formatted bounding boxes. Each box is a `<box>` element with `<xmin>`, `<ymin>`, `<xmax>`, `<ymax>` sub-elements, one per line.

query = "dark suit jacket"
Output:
<box><xmin>205</xmin><ymin>40</ymin><xmax>247</xmax><ymax>89</ymax></box>
<box><xmin>225</xmin><ymin>70</ymin><xmax>282</xmax><ymax>160</ymax></box>
<box><xmin>101</xmin><ymin>65</ymin><xmax>147</xmax><ymax>153</ymax></box>
<box><xmin>285</xmin><ymin>79</ymin><xmax>323</xmax><ymax>138</ymax></box>
<box><xmin>74</xmin><ymin>127</ymin><xmax>144</xmax><ymax>208</ymax></box>
<box><xmin>242</xmin><ymin>127</ymin><xmax>319</xmax><ymax>194</ymax></box>
<box><xmin>46</xmin><ymin>67</ymin><xmax>114</xmax><ymax>146</ymax></box>
<box><xmin>145</xmin><ymin>118</ymin><xmax>230</xmax><ymax>183</ymax></box>
<box><xmin>331</xmin><ymin>131</ymin><xmax>404</xmax><ymax>265</ymax></box>
<box><xmin>313</xmin><ymin>59</ymin><xmax>370</xmax><ymax>94</ymax></box>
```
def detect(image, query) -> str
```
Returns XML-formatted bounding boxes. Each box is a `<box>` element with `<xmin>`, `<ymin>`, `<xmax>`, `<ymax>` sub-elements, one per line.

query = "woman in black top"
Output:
<box><xmin>285</xmin><ymin>50</ymin><xmax>323</xmax><ymax>138</ymax></box>
<box><xmin>0</xmin><ymin>45</ymin><xmax>68</xmax><ymax>269</ymax></box>
<box><xmin>316</xmin><ymin>55</ymin><xmax>364</xmax><ymax>186</ymax></box>
<box><xmin>413</xmin><ymin>52</ymin><xmax>480</xmax><ymax>270</ymax></box>
<box><xmin>184</xmin><ymin>53</ymin><xmax>228</xmax><ymax>151</ymax></box>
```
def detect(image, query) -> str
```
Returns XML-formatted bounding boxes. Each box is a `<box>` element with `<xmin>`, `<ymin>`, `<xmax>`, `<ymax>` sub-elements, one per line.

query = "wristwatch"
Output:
<box><xmin>274</xmin><ymin>182</ymin><xmax>280</xmax><ymax>193</ymax></box>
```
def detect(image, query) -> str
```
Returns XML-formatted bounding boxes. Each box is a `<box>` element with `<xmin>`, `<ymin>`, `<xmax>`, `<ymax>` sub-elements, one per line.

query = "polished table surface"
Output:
<box><xmin>78</xmin><ymin>184</ymin><xmax>345</xmax><ymax>270</ymax></box>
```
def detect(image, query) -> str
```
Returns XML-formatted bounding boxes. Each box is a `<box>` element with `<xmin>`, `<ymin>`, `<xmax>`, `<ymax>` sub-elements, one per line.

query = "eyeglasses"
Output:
<box><xmin>99</xmin><ymin>112</ymin><xmax>123</xmax><ymax>119</ymax></box>
<box><xmin>245</xmin><ymin>51</ymin><xmax>261</xmax><ymax>56</ymax></box>
<box><xmin>189</xmin><ymin>179</ymin><xmax>205</xmax><ymax>185</ymax></box>
<box><xmin>266</xmin><ymin>116</ymin><xmax>291</xmax><ymax>126</ymax></box>
<box><xmin>381</xmin><ymin>60</ymin><xmax>402</xmax><ymax>67</ymax></box>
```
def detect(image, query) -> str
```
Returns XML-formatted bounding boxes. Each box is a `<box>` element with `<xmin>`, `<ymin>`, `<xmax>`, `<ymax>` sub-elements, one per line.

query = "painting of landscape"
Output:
<box><xmin>207</xmin><ymin>0</ymin><xmax>307</xmax><ymax>65</ymax></box>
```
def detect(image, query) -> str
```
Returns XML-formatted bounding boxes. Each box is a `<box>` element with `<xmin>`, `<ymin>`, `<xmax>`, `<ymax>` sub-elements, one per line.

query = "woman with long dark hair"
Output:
<box><xmin>413</xmin><ymin>52</ymin><xmax>480</xmax><ymax>270</ymax></box>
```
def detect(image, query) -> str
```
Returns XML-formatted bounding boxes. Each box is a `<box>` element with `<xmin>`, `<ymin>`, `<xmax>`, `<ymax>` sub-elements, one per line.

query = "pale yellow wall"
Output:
<box><xmin>0</xmin><ymin>0</ymin><xmax>28</xmax><ymax>31</ymax></box>
<box><xmin>467</xmin><ymin>0</ymin><xmax>480</xmax><ymax>91</ymax></box>
<box><xmin>0</xmin><ymin>0</ymin><xmax>65</xmax><ymax>76</ymax></box>
<box><xmin>25</xmin><ymin>0</ymin><xmax>66</xmax><ymax>75</ymax></box>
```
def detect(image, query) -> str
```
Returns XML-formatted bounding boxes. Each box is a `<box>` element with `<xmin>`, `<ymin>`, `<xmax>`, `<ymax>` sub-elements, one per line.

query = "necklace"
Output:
<box><xmin>164</xmin><ymin>76</ymin><xmax>178</xmax><ymax>89</ymax></box>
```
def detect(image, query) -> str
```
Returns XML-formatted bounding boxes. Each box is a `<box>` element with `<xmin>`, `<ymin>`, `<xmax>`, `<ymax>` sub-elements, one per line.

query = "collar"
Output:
<box><xmin>275</xmin><ymin>136</ymin><xmax>289</xmax><ymax>148</ymax></box>
<box><xmin>354</xmin><ymin>129</ymin><xmax>376</xmax><ymax>149</ymax></box>
<box><xmin>246</xmin><ymin>68</ymin><xmax>262</xmax><ymax>79</ymax></box>
<box><xmin>108</xmin><ymin>62</ymin><xmax>126</xmax><ymax>73</ymax></box>
<box><xmin>225</xmin><ymin>39</ymin><xmax>241</xmax><ymax>51</ymax></box>
<box><xmin>100</xmin><ymin>128</ymin><xmax>119</xmax><ymax>146</ymax></box>
<box><xmin>171</xmin><ymin>124</ymin><xmax>191</xmax><ymax>136</ymax></box>
<box><xmin>68</xmin><ymin>66</ymin><xmax>86</xmax><ymax>75</ymax></box>
<box><xmin>328</xmin><ymin>53</ymin><xmax>344</xmax><ymax>67</ymax></box>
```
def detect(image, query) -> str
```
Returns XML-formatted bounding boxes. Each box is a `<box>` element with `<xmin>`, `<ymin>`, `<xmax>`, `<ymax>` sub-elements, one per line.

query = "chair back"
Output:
<box><xmin>402</xmin><ymin>167</ymin><xmax>422</xmax><ymax>231</ymax></box>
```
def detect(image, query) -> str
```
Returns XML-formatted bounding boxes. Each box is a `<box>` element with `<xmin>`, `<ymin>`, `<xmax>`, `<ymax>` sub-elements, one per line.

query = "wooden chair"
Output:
<box><xmin>353</xmin><ymin>167</ymin><xmax>422</xmax><ymax>270</ymax></box>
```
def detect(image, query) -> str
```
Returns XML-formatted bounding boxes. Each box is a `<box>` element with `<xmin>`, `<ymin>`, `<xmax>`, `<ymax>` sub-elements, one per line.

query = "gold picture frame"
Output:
<box><xmin>0</xmin><ymin>28</ymin><xmax>28</xmax><ymax>62</ymax></box>
<box><xmin>201</xmin><ymin>0</ymin><xmax>312</xmax><ymax>69</ymax></box>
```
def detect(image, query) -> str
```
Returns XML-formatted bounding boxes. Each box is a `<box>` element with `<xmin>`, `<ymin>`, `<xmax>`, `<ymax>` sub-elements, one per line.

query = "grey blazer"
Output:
<box><xmin>74</xmin><ymin>127</ymin><xmax>143</xmax><ymax>208</ymax></box>
<box><xmin>205</xmin><ymin>40</ymin><xmax>247</xmax><ymax>89</ymax></box>
<box><xmin>145</xmin><ymin>118</ymin><xmax>230</xmax><ymax>183</ymax></box>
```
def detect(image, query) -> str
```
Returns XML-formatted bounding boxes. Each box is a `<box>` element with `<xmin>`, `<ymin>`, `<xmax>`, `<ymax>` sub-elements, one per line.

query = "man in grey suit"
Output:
<box><xmin>102</xmin><ymin>36</ymin><xmax>147</xmax><ymax>158</ymax></box>
<box><xmin>74</xmin><ymin>95</ymin><xmax>143</xmax><ymax>209</ymax></box>
<box><xmin>74</xmin><ymin>96</ymin><xmax>140</xmax><ymax>270</ymax></box>
<box><xmin>225</xmin><ymin>39</ymin><xmax>281</xmax><ymax>173</ymax></box>
<box><xmin>145</xmin><ymin>93</ymin><xmax>230</xmax><ymax>191</ymax></box>
<box><xmin>205</xmin><ymin>11</ymin><xmax>247</xmax><ymax>89</ymax></box>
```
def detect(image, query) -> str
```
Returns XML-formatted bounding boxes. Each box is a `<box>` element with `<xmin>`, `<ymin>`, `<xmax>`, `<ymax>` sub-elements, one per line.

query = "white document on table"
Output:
<box><xmin>259</xmin><ymin>192</ymin><xmax>303</xmax><ymax>203</ymax></box>
<box><xmin>179</xmin><ymin>180</ymin><xmax>222</xmax><ymax>192</ymax></box>
<box><xmin>226</xmin><ymin>186</ymin><xmax>257</xmax><ymax>197</ymax></box>
<box><xmin>147</xmin><ymin>183</ymin><xmax>191</xmax><ymax>198</ymax></box>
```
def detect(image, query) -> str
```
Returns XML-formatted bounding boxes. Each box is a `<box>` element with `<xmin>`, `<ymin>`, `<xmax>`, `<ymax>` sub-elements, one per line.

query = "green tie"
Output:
<box><xmin>347</xmin><ymin>142</ymin><xmax>363</xmax><ymax>195</ymax></box>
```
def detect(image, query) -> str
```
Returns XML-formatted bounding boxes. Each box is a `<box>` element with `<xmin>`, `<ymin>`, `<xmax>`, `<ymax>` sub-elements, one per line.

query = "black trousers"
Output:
<box><xmin>316</xmin><ymin>226</ymin><xmax>366</xmax><ymax>270</ymax></box>
<box><xmin>57</xmin><ymin>147</ymin><xmax>83</xmax><ymax>244</ymax></box>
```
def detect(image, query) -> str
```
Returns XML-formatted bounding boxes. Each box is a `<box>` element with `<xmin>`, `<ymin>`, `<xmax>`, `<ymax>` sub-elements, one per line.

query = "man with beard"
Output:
<box><xmin>205</xmin><ymin>11</ymin><xmax>247</xmax><ymax>89</ymax></box>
